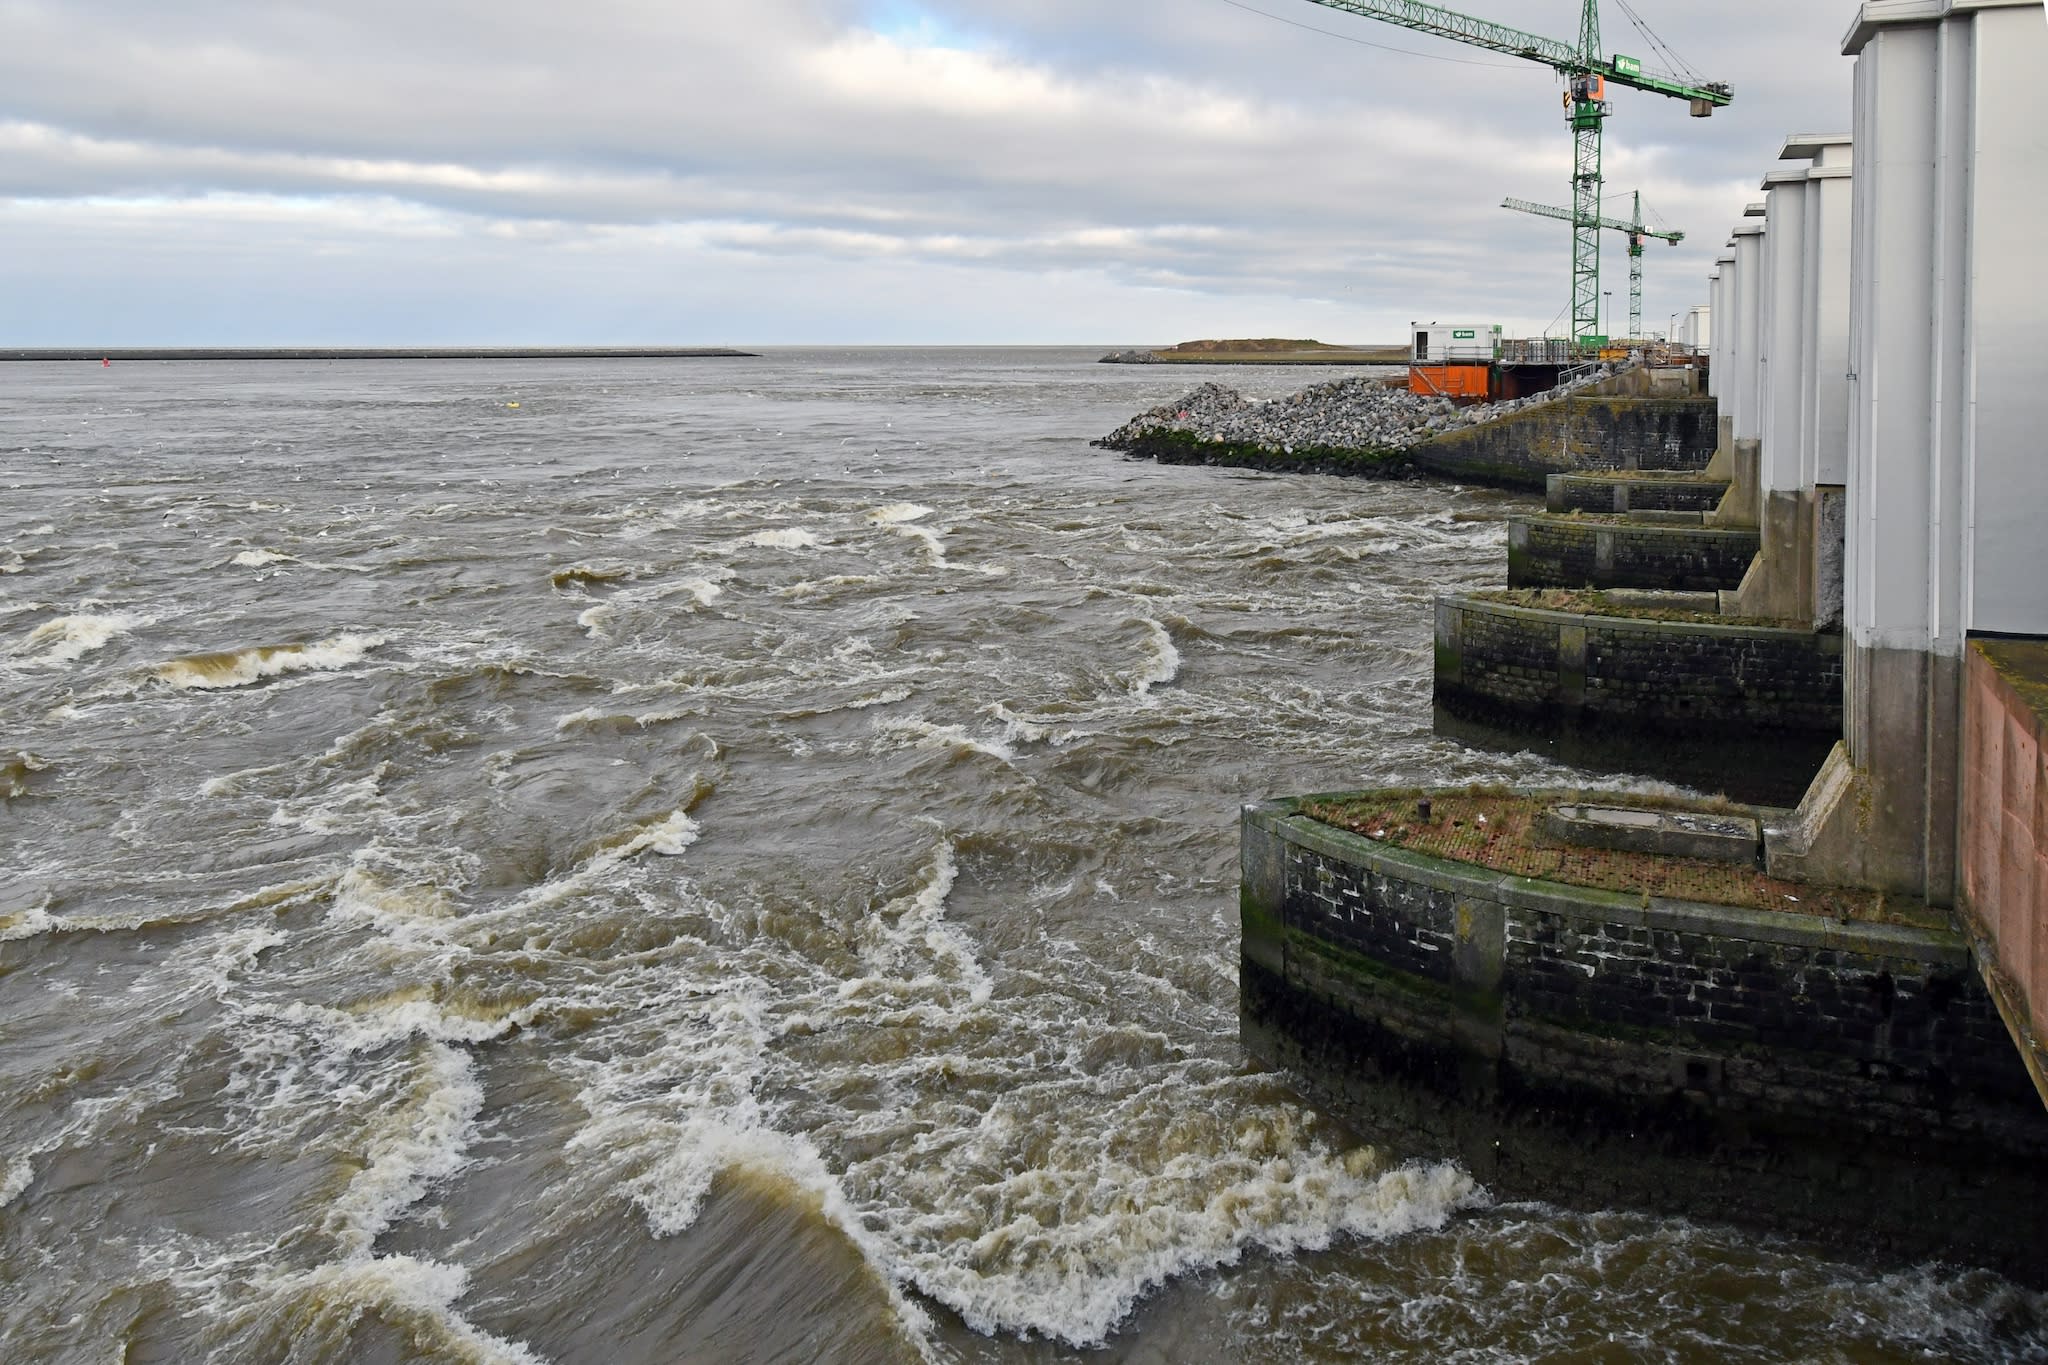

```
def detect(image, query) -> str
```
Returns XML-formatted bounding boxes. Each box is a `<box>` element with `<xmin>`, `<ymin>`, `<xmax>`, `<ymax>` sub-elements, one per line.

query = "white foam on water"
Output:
<box><xmin>872</xmin><ymin>716</ymin><xmax>1018</xmax><ymax>763</ymax></box>
<box><xmin>868</xmin><ymin>503</ymin><xmax>934</xmax><ymax>525</ymax></box>
<box><xmin>617</xmin><ymin>809</ymin><xmax>701</xmax><ymax>859</ymax></box>
<box><xmin>569</xmin><ymin>1099</ymin><xmax>938</xmax><ymax>1358</ymax></box>
<box><xmin>502</xmin><ymin>808</ymin><xmax>701</xmax><ymax>918</ymax></box>
<box><xmin>13</xmin><ymin>611</ymin><xmax>152</xmax><ymax>664</ymax></box>
<box><xmin>1824</xmin><ymin>1264</ymin><xmax>2048</xmax><ymax>1357</ymax></box>
<box><xmin>662</xmin><ymin>575</ymin><xmax>727</xmax><ymax>608</ymax></box>
<box><xmin>269</xmin><ymin>1256</ymin><xmax>551</xmax><ymax>1365</ymax></box>
<box><xmin>556</xmin><ymin>969</ymin><xmax>940</xmax><ymax>1361</ymax></box>
<box><xmin>553</xmin><ymin>705</ymin><xmax>694</xmax><ymax>734</ymax></box>
<box><xmin>322</xmin><ymin>1042</ymin><xmax>485</xmax><ymax>1258</ymax></box>
<box><xmin>0</xmin><ymin>896</ymin><xmax>56</xmax><ymax>943</ymax></box>
<box><xmin>865</xmin><ymin>505</ymin><xmax>1006</xmax><ymax>576</ymax></box>
<box><xmin>153</xmin><ymin>1238</ymin><xmax>547</xmax><ymax>1365</ymax></box>
<box><xmin>900</xmin><ymin>1138</ymin><xmax>1482</xmax><ymax>1347</ymax></box>
<box><xmin>743</xmin><ymin>528</ymin><xmax>821</xmax><ymax>550</ymax></box>
<box><xmin>576</xmin><ymin>603</ymin><xmax>614</xmax><ymax>639</ymax></box>
<box><xmin>841</xmin><ymin>841</ymin><xmax>991</xmax><ymax>1007</ymax></box>
<box><xmin>154</xmin><ymin>632</ymin><xmax>385</xmax><ymax>690</ymax></box>
<box><xmin>1127</xmin><ymin>618</ymin><xmax>1182</xmax><ymax>698</ymax></box>
<box><xmin>0</xmin><ymin>875</ymin><xmax>321</xmax><ymax>943</ymax></box>
<box><xmin>987</xmin><ymin>702</ymin><xmax>1055</xmax><ymax>749</ymax></box>
<box><xmin>329</xmin><ymin>865</ymin><xmax>462</xmax><ymax>948</ymax></box>
<box><xmin>192</xmin><ymin>921</ymin><xmax>289</xmax><ymax>1000</ymax></box>
<box><xmin>890</xmin><ymin>523</ymin><xmax>952</xmax><ymax>569</ymax></box>
<box><xmin>0</xmin><ymin>1155</ymin><xmax>32</xmax><ymax>1208</ymax></box>
<box><xmin>229</xmin><ymin>549</ymin><xmax>296</xmax><ymax>568</ymax></box>
<box><xmin>1</xmin><ymin>749</ymin><xmax>49</xmax><ymax>798</ymax></box>
<box><xmin>848</xmin><ymin>685</ymin><xmax>914</xmax><ymax>710</ymax></box>
<box><xmin>264</xmin><ymin>772</ymin><xmax>395</xmax><ymax>838</ymax></box>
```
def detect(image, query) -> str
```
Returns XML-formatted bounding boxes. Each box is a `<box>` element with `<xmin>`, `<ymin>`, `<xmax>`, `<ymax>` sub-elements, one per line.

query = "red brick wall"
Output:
<box><xmin>1961</xmin><ymin>640</ymin><xmax>2048</xmax><ymax>1042</ymax></box>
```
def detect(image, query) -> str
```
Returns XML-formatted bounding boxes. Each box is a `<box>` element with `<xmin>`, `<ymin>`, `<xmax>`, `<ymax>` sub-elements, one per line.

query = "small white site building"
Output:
<box><xmin>1408</xmin><ymin>323</ymin><xmax>1501</xmax><ymax>364</ymax></box>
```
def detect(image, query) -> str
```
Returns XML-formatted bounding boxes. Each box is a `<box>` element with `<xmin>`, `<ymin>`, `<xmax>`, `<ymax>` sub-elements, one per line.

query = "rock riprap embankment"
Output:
<box><xmin>1092</xmin><ymin>368</ymin><xmax>1619</xmax><ymax>472</ymax></box>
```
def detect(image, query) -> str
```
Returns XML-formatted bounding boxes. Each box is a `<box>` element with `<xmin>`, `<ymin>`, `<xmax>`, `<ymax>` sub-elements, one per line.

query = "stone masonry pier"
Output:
<box><xmin>1241</xmin><ymin>797</ymin><xmax>2048</xmax><ymax>1275</ymax></box>
<box><xmin>1433</xmin><ymin>593</ymin><xmax>1840</xmax><ymax>802</ymax></box>
<box><xmin>1546</xmin><ymin>471</ymin><xmax>1729</xmax><ymax>515</ymax></box>
<box><xmin>1506</xmin><ymin>514</ymin><xmax>1760</xmax><ymax>593</ymax></box>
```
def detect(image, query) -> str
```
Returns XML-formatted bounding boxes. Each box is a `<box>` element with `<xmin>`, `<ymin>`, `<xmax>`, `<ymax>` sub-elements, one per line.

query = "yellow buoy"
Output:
<box><xmin>506</xmin><ymin>401</ymin><xmax>520</xmax><ymax>408</ymax></box>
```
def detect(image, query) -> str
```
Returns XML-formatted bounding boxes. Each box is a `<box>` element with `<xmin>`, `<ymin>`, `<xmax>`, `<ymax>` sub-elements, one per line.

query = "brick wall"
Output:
<box><xmin>1961</xmin><ymin>639</ymin><xmax>2048</xmax><ymax>1059</ymax></box>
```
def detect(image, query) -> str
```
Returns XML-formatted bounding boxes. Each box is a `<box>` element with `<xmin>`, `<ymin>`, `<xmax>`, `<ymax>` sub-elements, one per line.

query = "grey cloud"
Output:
<box><xmin>0</xmin><ymin>0</ymin><xmax>1863</xmax><ymax>342</ymax></box>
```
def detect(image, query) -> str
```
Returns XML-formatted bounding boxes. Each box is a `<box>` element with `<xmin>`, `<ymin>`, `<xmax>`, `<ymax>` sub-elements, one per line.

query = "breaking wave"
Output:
<box><xmin>550</xmin><ymin>564</ymin><xmax>633</xmax><ymax>591</ymax></box>
<box><xmin>154</xmin><ymin>633</ymin><xmax>385</xmax><ymax>690</ymax></box>
<box><xmin>321</xmin><ymin>1042</ymin><xmax>485</xmax><ymax>1258</ymax></box>
<box><xmin>873</xmin><ymin>716</ymin><xmax>1017</xmax><ymax>763</ymax></box>
<box><xmin>1127</xmin><ymin>617</ymin><xmax>1182</xmax><ymax>697</ymax></box>
<box><xmin>744</xmin><ymin>529</ymin><xmax>820</xmax><ymax>550</ymax></box>
<box><xmin>907</xmin><ymin>1153</ymin><xmax>1482</xmax><ymax>1347</ymax></box>
<box><xmin>867</xmin><ymin>503</ymin><xmax>934</xmax><ymax>525</ymax></box>
<box><xmin>14</xmin><ymin>611</ymin><xmax>151</xmax><ymax>664</ymax></box>
<box><xmin>1</xmin><ymin>750</ymin><xmax>49</xmax><ymax>798</ymax></box>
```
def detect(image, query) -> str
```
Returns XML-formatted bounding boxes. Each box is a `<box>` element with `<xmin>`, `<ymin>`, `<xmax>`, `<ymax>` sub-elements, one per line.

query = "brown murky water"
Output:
<box><xmin>3</xmin><ymin>350</ymin><xmax>2041</xmax><ymax>1362</ymax></box>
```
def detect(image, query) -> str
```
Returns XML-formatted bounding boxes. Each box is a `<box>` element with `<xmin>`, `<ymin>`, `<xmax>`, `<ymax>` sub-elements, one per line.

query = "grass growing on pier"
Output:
<box><xmin>1301</xmin><ymin>791</ymin><xmax>1937</xmax><ymax>927</ymax></box>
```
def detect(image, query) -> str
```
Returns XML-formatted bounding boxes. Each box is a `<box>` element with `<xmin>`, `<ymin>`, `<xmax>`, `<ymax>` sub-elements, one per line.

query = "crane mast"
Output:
<box><xmin>1502</xmin><ymin>190</ymin><xmax>1683</xmax><ymax>339</ymax></box>
<box><xmin>1296</xmin><ymin>0</ymin><xmax>1730</xmax><ymax>343</ymax></box>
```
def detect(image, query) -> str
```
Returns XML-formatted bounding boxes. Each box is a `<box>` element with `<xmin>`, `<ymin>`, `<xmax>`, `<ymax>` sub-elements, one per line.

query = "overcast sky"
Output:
<box><xmin>0</xmin><ymin>1</ymin><xmax>1860</xmax><ymax>346</ymax></box>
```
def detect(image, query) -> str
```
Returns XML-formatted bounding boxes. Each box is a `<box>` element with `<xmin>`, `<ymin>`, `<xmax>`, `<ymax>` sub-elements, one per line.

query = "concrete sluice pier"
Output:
<box><xmin>1505</xmin><ymin>514</ymin><xmax>1760</xmax><ymax>593</ymax></box>
<box><xmin>1546</xmin><ymin>470</ymin><xmax>1729</xmax><ymax>515</ymax></box>
<box><xmin>1240</xmin><ymin>797</ymin><xmax>2048</xmax><ymax>1277</ymax></box>
<box><xmin>1432</xmin><ymin>593</ymin><xmax>1841</xmax><ymax>806</ymax></box>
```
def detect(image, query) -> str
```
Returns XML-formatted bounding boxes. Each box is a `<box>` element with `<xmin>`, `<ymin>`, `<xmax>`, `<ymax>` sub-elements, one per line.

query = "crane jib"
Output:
<box><xmin>1293</xmin><ymin>0</ymin><xmax>1732</xmax><ymax>105</ymax></box>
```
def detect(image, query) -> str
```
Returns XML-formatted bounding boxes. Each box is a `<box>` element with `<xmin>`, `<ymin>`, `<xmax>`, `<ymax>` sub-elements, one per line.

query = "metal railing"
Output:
<box><xmin>1498</xmin><ymin>337</ymin><xmax>1582</xmax><ymax>365</ymax></box>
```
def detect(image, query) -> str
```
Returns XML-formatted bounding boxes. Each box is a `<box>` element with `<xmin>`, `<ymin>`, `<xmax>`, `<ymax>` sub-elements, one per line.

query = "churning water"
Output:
<box><xmin>2</xmin><ymin>349</ymin><xmax>2042</xmax><ymax>1362</ymax></box>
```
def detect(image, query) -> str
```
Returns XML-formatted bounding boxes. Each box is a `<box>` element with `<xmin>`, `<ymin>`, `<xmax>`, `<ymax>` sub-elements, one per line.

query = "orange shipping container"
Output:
<box><xmin>1407</xmin><ymin>363</ymin><xmax>1492</xmax><ymax>399</ymax></box>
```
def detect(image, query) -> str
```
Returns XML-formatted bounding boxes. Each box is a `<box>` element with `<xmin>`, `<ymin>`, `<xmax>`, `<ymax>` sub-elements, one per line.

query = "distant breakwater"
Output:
<box><xmin>0</xmin><ymin>347</ymin><xmax>758</xmax><ymax>362</ymax></box>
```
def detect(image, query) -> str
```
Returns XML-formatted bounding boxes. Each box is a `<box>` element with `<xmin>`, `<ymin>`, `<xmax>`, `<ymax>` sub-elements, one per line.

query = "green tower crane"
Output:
<box><xmin>1295</xmin><ymin>1</ymin><xmax>1729</xmax><ymax>343</ymax></box>
<box><xmin>1502</xmin><ymin>191</ymin><xmax>1682</xmax><ymax>340</ymax></box>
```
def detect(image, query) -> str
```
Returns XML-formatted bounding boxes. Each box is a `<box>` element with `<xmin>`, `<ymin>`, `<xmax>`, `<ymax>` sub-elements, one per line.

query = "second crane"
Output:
<box><xmin>1503</xmin><ymin>192</ymin><xmax>1681</xmax><ymax>341</ymax></box>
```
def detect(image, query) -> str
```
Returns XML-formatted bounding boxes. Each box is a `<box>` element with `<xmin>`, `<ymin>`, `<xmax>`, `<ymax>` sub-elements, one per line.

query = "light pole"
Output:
<box><xmin>1602</xmin><ymin>290</ymin><xmax>1614</xmax><ymax>340</ymax></box>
